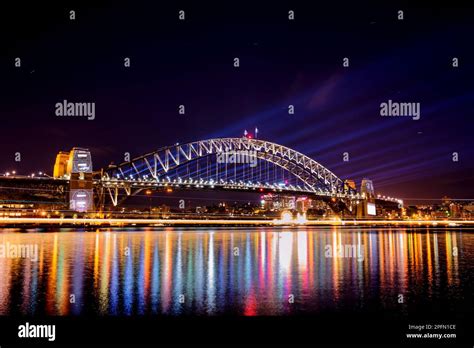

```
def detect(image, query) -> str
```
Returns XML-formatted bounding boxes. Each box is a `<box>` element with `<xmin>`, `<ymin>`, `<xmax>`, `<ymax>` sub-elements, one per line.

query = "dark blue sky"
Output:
<box><xmin>0</xmin><ymin>2</ymin><xmax>473</xmax><ymax>201</ymax></box>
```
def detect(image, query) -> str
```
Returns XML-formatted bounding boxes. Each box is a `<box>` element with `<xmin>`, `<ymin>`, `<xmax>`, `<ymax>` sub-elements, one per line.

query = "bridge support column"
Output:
<box><xmin>356</xmin><ymin>179</ymin><xmax>377</xmax><ymax>218</ymax></box>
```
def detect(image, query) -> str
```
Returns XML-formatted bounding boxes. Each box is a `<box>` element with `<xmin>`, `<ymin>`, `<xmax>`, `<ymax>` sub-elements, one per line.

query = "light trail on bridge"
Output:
<box><xmin>0</xmin><ymin>217</ymin><xmax>472</xmax><ymax>227</ymax></box>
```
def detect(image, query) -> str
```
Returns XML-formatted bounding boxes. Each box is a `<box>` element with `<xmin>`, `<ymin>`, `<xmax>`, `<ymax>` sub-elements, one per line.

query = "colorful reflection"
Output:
<box><xmin>0</xmin><ymin>228</ymin><xmax>470</xmax><ymax>316</ymax></box>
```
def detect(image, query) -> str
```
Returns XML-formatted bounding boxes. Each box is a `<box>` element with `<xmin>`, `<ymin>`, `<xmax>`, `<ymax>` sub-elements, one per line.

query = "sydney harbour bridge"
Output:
<box><xmin>0</xmin><ymin>137</ymin><xmax>401</xmax><ymax>218</ymax></box>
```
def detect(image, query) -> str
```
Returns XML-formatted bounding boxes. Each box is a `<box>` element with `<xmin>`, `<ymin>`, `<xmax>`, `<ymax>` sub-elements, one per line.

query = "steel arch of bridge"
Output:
<box><xmin>103</xmin><ymin>137</ymin><xmax>346</xmax><ymax>195</ymax></box>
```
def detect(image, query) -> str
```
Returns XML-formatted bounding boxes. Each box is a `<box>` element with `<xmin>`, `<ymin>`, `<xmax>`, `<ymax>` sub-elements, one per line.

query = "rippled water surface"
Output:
<box><xmin>0</xmin><ymin>227</ymin><xmax>472</xmax><ymax>316</ymax></box>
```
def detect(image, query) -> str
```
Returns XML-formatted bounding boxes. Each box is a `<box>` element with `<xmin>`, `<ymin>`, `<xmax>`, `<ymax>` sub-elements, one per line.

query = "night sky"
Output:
<box><xmin>1</xmin><ymin>2</ymin><xmax>473</xmax><ymax>202</ymax></box>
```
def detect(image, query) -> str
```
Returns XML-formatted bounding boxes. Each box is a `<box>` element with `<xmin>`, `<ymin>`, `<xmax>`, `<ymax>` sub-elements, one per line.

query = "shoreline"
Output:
<box><xmin>0</xmin><ymin>217</ymin><xmax>473</xmax><ymax>228</ymax></box>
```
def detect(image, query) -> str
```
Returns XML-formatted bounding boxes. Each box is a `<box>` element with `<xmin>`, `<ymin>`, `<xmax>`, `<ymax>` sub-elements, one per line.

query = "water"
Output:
<box><xmin>0</xmin><ymin>227</ymin><xmax>472</xmax><ymax>317</ymax></box>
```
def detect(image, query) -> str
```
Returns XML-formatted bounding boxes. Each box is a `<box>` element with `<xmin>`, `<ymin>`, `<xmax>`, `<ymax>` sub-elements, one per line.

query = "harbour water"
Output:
<box><xmin>0</xmin><ymin>227</ymin><xmax>472</xmax><ymax>317</ymax></box>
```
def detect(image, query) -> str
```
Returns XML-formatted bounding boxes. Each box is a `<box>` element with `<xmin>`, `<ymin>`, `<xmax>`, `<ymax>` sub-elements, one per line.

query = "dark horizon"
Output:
<box><xmin>1</xmin><ymin>2</ymin><xmax>473</xmax><ymax>201</ymax></box>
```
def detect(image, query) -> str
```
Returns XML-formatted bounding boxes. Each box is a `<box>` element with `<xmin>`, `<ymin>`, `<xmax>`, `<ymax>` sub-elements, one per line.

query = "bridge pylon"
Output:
<box><xmin>54</xmin><ymin>148</ymin><xmax>94</xmax><ymax>212</ymax></box>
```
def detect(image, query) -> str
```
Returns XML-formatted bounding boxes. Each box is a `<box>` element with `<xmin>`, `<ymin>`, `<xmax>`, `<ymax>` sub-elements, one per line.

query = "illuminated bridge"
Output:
<box><xmin>0</xmin><ymin>137</ymin><xmax>402</xmax><ymax>216</ymax></box>
<box><xmin>102</xmin><ymin>137</ymin><xmax>357</xmax><ymax>205</ymax></box>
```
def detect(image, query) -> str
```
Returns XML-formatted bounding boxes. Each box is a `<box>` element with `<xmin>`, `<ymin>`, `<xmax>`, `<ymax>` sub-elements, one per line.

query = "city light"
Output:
<box><xmin>295</xmin><ymin>213</ymin><xmax>308</xmax><ymax>224</ymax></box>
<box><xmin>280</xmin><ymin>211</ymin><xmax>293</xmax><ymax>224</ymax></box>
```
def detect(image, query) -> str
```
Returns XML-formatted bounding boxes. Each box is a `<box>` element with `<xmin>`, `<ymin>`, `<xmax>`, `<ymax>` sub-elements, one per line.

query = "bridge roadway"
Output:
<box><xmin>0</xmin><ymin>217</ymin><xmax>471</xmax><ymax>227</ymax></box>
<box><xmin>0</xmin><ymin>175</ymin><xmax>368</xmax><ymax>204</ymax></box>
<box><xmin>0</xmin><ymin>175</ymin><xmax>390</xmax><ymax>202</ymax></box>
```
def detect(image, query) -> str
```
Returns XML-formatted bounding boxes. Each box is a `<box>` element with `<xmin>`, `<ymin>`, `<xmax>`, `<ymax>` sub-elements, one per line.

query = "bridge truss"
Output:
<box><xmin>101</xmin><ymin>138</ymin><xmax>358</xmax><ymax>206</ymax></box>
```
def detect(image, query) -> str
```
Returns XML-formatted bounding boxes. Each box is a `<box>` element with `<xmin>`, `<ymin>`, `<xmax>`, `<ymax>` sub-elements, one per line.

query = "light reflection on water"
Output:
<box><xmin>0</xmin><ymin>227</ymin><xmax>470</xmax><ymax>316</ymax></box>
